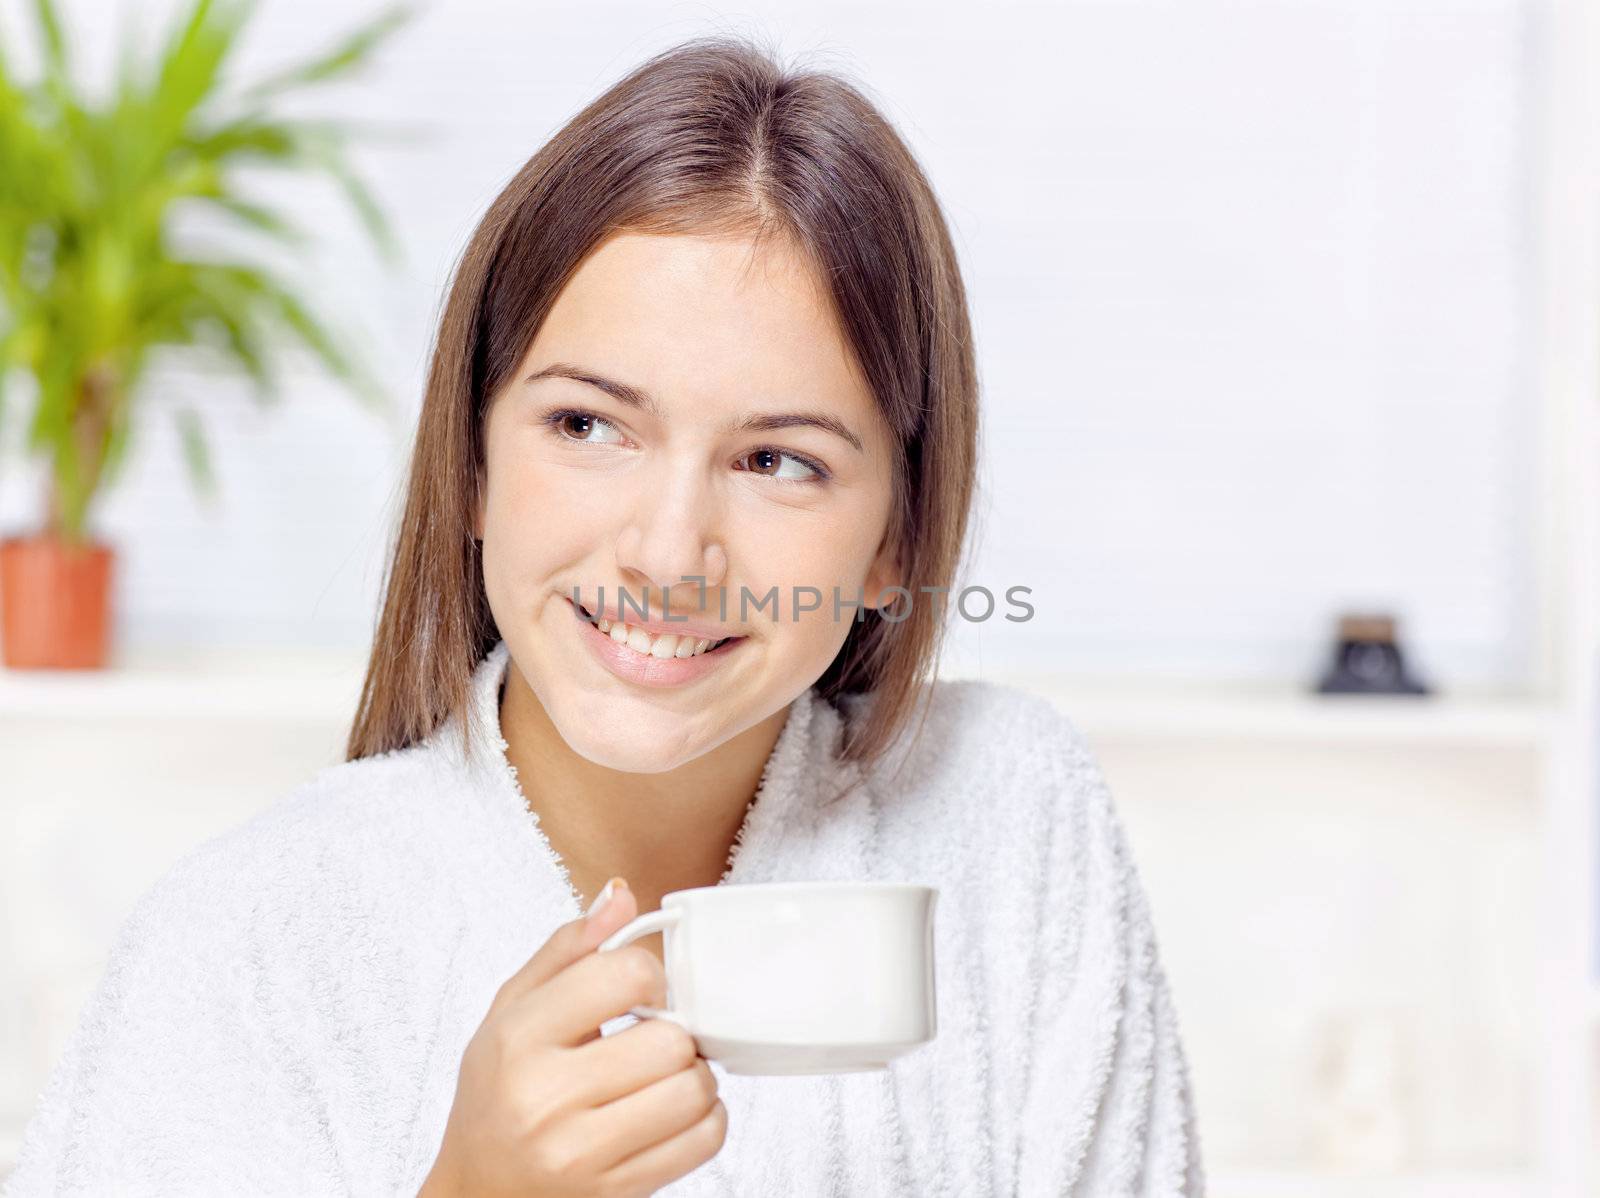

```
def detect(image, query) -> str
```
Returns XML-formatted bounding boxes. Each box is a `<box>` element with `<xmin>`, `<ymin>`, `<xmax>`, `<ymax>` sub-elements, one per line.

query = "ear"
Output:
<box><xmin>862</xmin><ymin>536</ymin><xmax>904</xmax><ymax>610</ymax></box>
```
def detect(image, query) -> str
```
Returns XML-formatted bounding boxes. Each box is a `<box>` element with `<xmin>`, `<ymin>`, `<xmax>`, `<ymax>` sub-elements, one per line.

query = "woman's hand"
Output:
<box><xmin>419</xmin><ymin>878</ymin><xmax>728</xmax><ymax>1198</ymax></box>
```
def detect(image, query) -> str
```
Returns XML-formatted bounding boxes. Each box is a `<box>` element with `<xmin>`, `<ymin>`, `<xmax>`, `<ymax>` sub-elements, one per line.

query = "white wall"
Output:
<box><xmin>0</xmin><ymin>0</ymin><xmax>1539</xmax><ymax>688</ymax></box>
<box><xmin>1</xmin><ymin>2</ymin><xmax>1572</xmax><ymax>1186</ymax></box>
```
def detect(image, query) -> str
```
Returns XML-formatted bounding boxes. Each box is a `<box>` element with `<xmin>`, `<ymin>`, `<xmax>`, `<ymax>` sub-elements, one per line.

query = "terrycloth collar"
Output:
<box><xmin>442</xmin><ymin>638</ymin><xmax>864</xmax><ymax>906</ymax></box>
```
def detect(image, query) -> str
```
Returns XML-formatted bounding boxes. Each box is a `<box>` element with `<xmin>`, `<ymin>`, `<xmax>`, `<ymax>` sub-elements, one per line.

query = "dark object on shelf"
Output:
<box><xmin>1315</xmin><ymin>613</ymin><xmax>1431</xmax><ymax>696</ymax></box>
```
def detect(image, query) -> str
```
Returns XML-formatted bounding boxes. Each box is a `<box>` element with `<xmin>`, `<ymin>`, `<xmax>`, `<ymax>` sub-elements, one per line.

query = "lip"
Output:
<box><xmin>567</xmin><ymin>598</ymin><xmax>746</xmax><ymax>689</ymax></box>
<box><xmin>567</xmin><ymin>595</ymin><xmax>743</xmax><ymax>642</ymax></box>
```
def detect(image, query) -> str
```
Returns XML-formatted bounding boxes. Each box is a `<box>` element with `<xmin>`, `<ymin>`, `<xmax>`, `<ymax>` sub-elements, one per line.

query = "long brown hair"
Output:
<box><xmin>345</xmin><ymin>33</ymin><xmax>980</xmax><ymax>776</ymax></box>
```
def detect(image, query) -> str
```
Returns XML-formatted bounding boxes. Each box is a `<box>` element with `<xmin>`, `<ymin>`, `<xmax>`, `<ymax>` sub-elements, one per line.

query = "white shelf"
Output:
<box><xmin>0</xmin><ymin>648</ymin><xmax>1560</xmax><ymax>749</ymax></box>
<box><xmin>958</xmin><ymin>673</ymin><xmax>1557</xmax><ymax>749</ymax></box>
<box><xmin>1209</xmin><ymin>1170</ymin><xmax>1543</xmax><ymax>1198</ymax></box>
<box><xmin>0</xmin><ymin>645</ymin><xmax>368</xmax><ymax>723</ymax></box>
<box><xmin>2</xmin><ymin>650</ymin><xmax>1559</xmax><ymax>749</ymax></box>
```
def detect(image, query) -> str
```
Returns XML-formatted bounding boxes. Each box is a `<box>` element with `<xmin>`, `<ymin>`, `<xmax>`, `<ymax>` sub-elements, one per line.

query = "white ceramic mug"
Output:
<box><xmin>597</xmin><ymin>881</ymin><xmax>938</xmax><ymax>1075</ymax></box>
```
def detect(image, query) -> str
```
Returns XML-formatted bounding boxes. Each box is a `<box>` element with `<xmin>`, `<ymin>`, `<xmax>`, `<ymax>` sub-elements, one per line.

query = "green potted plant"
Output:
<box><xmin>0</xmin><ymin>0</ymin><xmax>413</xmax><ymax>668</ymax></box>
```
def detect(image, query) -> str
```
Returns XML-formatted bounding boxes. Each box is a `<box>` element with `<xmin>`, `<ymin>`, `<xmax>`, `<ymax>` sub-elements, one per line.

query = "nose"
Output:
<box><xmin>613</xmin><ymin>461</ymin><xmax>728</xmax><ymax>607</ymax></box>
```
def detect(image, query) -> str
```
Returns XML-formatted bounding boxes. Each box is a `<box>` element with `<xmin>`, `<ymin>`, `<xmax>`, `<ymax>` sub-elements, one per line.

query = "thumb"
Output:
<box><xmin>498</xmin><ymin>877</ymin><xmax>637</xmax><ymax>1002</ymax></box>
<box><xmin>580</xmin><ymin>876</ymin><xmax>638</xmax><ymax>949</ymax></box>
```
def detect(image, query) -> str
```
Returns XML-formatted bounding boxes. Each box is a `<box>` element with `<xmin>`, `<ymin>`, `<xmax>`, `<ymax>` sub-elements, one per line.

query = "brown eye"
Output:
<box><xmin>547</xmin><ymin>411</ymin><xmax>623</xmax><ymax>444</ymax></box>
<box><xmin>737</xmin><ymin>448</ymin><xmax>821</xmax><ymax>481</ymax></box>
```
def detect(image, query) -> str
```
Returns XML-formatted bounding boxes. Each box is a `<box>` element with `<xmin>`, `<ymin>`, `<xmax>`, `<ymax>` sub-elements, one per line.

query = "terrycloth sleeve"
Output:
<box><xmin>1011</xmin><ymin>709</ymin><xmax>1205</xmax><ymax>1197</ymax></box>
<box><xmin>1</xmin><ymin>845</ymin><xmax>346</xmax><ymax>1197</ymax></box>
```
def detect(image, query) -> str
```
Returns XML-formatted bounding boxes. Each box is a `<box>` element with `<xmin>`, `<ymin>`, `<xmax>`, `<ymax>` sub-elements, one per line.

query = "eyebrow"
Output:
<box><xmin>523</xmin><ymin>362</ymin><xmax>866</xmax><ymax>454</ymax></box>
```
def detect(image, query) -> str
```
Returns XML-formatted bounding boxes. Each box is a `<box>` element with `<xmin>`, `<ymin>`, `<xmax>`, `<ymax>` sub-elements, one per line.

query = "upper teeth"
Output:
<box><xmin>596</xmin><ymin>616</ymin><xmax>725</xmax><ymax>659</ymax></box>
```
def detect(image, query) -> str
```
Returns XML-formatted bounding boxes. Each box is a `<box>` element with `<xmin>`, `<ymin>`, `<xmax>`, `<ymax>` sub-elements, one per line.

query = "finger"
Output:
<box><xmin>599</xmin><ymin>1093</ymin><xmax>729</xmax><ymax>1195</ymax></box>
<box><xmin>563</xmin><ymin>1013</ymin><xmax>703</xmax><ymax>1108</ymax></box>
<box><xmin>517</xmin><ymin>942</ymin><xmax>667</xmax><ymax>1047</ymax></box>
<box><xmin>574</xmin><ymin>1056</ymin><xmax>721</xmax><ymax>1173</ymax></box>
<box><xmin>492</xmin><ymin>878</ymin><xmax>638</xmax><ymax>1010</ymax></box>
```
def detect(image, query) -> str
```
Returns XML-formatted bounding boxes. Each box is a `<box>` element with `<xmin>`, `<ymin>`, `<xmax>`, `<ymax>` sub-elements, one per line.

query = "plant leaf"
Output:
<box><xmin>99</xmin><ymin>383</ymin><xmax>137</xmax><ymax>492</ymax></box>
<box><xmin>29</xmin><ymin>0</ymin><xmax>71</xmax><ymax>105</ymax></box>
<box><xmin>144</xmin><ymin>0</ymin><xmax>256</xmax><ymax>154</ymax></box>
<box><xmin>322</xmin><ymin>157</ymin><xmax>400</xmax><ymax>265</ymax></box>
<box><xmin>1</xmin><ymin>0</ymin><xmax>410</xmax><ymax>518</ymax></box>
<box><xmin>235</xmin><ymin>4</ymin><xmax>414</xmax><ymax>102</ymax></box>
<box><xmin>203</xmin><ymin>195</ymin><xmax>313</xmax><ymax>251</ymax></box>
<box><xmin>174</xmin><ymin>403</ymin><xmax>217</xmax><ymax>502</ymax></box>
<box><xmin>154</xmin><ymin>260</ymin><xmax>278</xmax><ymax>405</ymax></box>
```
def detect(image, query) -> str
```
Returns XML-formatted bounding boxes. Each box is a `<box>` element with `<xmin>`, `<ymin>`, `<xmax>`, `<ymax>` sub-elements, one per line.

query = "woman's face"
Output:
<box><xmin>476</xmin><ymin>230</ymin><xmax>900</xmax><ymax>773</ymax></box>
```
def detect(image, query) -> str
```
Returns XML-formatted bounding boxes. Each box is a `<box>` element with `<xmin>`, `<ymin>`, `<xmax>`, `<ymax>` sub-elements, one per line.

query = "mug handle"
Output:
<box><xmin>596</xmin><ymin>907</ymin><xmax>690</xmax><ymax>1027</ymax></box>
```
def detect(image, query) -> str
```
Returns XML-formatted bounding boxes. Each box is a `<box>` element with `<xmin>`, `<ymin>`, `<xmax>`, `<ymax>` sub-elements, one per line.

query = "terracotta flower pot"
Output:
<box><xmin>0</xmin><ymin>533</ymin><xmax>116</xmax><ymax>670</ymax></box>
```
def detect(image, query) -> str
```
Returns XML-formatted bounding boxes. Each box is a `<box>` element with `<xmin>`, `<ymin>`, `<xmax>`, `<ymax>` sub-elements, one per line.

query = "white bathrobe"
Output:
<box><xmin>4</xmin><ymin>639</ymin><xmax>1204</xmax><ymax>1196</ymax></box>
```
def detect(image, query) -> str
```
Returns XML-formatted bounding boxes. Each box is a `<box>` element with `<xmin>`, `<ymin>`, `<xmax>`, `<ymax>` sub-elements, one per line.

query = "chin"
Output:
<box><xmin>564</xmin><ymin>731</ymin><xmax>698</xmax><ymax>774</ymax></box>
<box><xmin>547</xmin><ymin>703</ymin><xmax>705</xmax><ymax>773</ymax></box>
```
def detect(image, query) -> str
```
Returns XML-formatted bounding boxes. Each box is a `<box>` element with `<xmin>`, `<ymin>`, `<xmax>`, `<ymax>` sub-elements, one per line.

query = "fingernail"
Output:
<box><xmin>586</xmin><ymin>877</ymin><xmax>621</xmax><ymax>923</ymax></box>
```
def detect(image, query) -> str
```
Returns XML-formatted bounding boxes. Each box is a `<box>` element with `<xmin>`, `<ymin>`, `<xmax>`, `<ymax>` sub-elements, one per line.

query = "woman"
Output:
<box><xmin>5</xmin><ymin>36</ymin><xmax>1203</xmax><ymax>1198</ymax></box>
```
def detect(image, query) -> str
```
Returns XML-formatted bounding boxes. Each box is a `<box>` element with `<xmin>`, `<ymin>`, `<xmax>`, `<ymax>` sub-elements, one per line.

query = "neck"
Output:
<box><xmin>497</xmin><ymin>666</ymin><xmax>793</xmax><ymax>916</ymax></box>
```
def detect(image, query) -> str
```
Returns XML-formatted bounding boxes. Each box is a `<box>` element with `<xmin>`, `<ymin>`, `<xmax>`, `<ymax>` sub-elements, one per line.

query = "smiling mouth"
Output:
<box><xmin>570</xmin><ymin>598</ymin><xmax>743</xmax><ymax>660</ymax></box>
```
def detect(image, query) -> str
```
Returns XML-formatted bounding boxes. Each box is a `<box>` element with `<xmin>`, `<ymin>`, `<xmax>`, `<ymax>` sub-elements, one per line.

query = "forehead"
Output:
<box><xmin>524</xmin><ymin>231</ymin><xmax>877</xmax><ymax>423</ymax></box>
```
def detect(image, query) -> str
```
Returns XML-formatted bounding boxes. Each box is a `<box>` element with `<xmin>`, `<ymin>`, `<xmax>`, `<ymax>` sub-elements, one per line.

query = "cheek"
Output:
<box><xmin>484</xmin><ymin>451</ymin><xmax>619</xmax><ymax>584</ymax></box>
<box><xmin>732</xmin><ymin>510</ymin><xmax>884</xmax><ymax>637</ymax></box>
